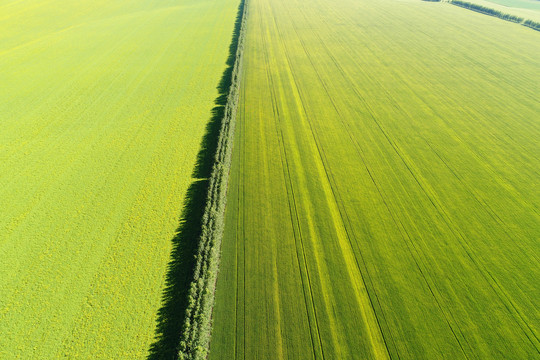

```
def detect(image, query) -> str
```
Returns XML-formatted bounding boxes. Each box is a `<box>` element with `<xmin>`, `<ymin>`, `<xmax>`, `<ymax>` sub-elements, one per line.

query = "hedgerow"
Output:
<box><xmin>523</xmin><ymin>19</ymin><xmax>540</xmax><ymax>31</ymax></box>
<box><xmin>177</xmin><ymin>0</ymin><xmax>248</xmax><ymax>359</ymax></box>
<box><xmin>449</xmin><ymin>0</ymin><xmax>540</xmax><ymax>31</ymax></box>
<box><xmin>450</xmin><ymin>0</ymin><xmax>524</xmax><ymax>23</ymax></box>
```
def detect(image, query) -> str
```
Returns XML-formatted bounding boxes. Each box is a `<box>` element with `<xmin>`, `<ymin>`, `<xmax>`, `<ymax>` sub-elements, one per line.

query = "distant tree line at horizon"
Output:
<box><xmin>450</xmin><ymin>0</ymin><xmax>540</xmax><ymax>31</ymax></box>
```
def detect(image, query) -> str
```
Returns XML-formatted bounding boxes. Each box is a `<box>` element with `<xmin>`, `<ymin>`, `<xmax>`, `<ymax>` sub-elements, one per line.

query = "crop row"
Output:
<box><xmin>177</xmin><ymin>1</ymin><xmax>249</xmax><ymax>359</ymax></box>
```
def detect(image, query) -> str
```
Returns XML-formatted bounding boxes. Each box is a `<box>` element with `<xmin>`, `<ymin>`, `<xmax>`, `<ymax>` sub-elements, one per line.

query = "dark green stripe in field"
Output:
<box><xmin>209</xmin><ymin>0</ymin><xmax>540</xmax><ymax>358</ymax></box>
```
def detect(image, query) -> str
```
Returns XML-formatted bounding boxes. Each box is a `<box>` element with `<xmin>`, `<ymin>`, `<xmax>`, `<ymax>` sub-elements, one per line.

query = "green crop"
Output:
<box><xmin>0</xmin><ymin>0</ymin><xmax>238</xmax><ymax>358</ymax></box>
<box><xmin>209</xmin><ymin>0</ymin><xmax>540</xmax><ymax>358</ymax></box>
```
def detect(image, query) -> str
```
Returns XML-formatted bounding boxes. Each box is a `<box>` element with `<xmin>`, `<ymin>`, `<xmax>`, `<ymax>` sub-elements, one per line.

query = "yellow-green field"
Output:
<box><xmin>210</xmin><ymin>0</ymin><xmax>540</xmax><ymax>358</ymax></box>
<box><xmin>0</xmin><ymin>0</ymin><xmax>238</xmax><ymax>358</ymax></box>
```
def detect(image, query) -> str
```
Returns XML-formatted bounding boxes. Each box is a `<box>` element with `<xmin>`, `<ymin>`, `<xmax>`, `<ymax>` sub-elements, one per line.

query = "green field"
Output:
<box><xmin>0</xmin><ymin>0</ymin><xmax>238</xmax><ymax>358</ymax></box>
<box><xmin>210</xmin><ymin>0</ymin><xmax>540</xmax><ymax>358</ymax></box>
<box><xmin>483</xmin><ymin>0</ymin><xmax>540</xmax><ymax>11</ymax></box>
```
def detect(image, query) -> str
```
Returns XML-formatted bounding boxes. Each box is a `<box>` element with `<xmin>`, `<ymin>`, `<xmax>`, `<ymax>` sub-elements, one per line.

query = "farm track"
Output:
<box><xmin>210</xmin><ymin>0</ymin><xmax>540</xmax><ymax>358</ymax></box>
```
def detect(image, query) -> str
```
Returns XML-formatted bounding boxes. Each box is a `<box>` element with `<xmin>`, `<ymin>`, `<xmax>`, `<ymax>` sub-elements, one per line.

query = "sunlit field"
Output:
<box><xmin>210</xmin><ymin>0</ymin><xmax>540</xmax><ymax>358</ymax></box>
<box><xmin>0</xmin><ymin>0</ymin><xmax>238</xmax><ymax>358</ymax></box>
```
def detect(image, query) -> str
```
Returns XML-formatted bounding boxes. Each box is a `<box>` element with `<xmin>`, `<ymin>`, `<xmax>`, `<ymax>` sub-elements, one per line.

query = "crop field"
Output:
<box><xmin>210</xmin><ymin>0</ymin><xmax>540</xmax><ymax>358</ymax></box>
<box><xmin>483</xmin><ymin>0</ymin><xmax>540</xmax><ymax>11</ymax></box>
<box><xmin>0</xmin><ymin>0</ymin><xmax>238</xmax><ymax>358</ymax></box>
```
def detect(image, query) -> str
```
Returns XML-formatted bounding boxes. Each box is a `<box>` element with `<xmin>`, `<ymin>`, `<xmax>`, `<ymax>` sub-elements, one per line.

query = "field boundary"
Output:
<box><xmin>177</xmin><ymin>0</ymin><xmax>248</xmax><ymax>358</ymax></box>
<box><xmin>448</xmin><ymin>0</ymin><xmax>540</xmax><ymax>31</ymax></box>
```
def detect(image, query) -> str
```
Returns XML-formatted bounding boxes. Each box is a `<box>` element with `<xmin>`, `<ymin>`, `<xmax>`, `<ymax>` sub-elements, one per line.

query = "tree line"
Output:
<box><xmin>177</xmin><ymin>0</ymin><xmax>248</xmax><ymax>359</ymax></box>
<box><xmin>523</xmin><ymin>19</ymin><xmax>540</xmax><ymax>31</ymax></box>
<box><xmin>451</xmin><ymin>0</ymin><xmax>524</xmax><ymax>22</ymax></box>
<box><xmin>450</xmin><ymin>0</ymin><xmax>540</xmax><ymax>31</ymax></box>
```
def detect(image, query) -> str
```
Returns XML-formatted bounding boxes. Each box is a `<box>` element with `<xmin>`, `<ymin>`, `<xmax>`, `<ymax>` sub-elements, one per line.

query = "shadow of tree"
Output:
<box><xmin>147</xmin><ymin>0</ymin><xmax>245</xmax><ymax>358</ymax></box>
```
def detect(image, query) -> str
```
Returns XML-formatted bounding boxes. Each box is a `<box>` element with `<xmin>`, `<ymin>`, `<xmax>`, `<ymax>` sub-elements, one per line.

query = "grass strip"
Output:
<box><xmin>178</xmin><ymin>0</ymin><xmax>248</xmax><ymax>359</ymax></box>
